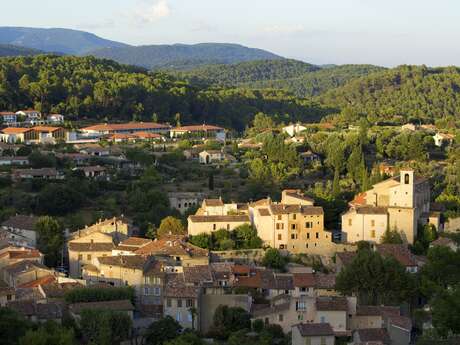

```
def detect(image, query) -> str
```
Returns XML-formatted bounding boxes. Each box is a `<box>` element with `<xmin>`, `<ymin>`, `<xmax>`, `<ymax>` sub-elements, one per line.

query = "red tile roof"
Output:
<box><xmin>18</xmin><ymin>275</ymin><xmax>55</xmax><ymax>288</ymax></box>
<box><xmin>172</xmin><ymin>124</ymin><xmax>223</xmax><ymax>132</ymax></box>
<box><xmin>375</xmin><ymin>244</ymin><xmax>418</xmax><ymax>267</ymax></box>
<box><xmin>82</xmin><ymin>122</ymin><xmax>170</xmax><ymax>132</ymax></box>
<box><xmin>32</xmin><ymin>126</ymin><xmax>62</xmax><ymax>132</ymax></box>
<box><xmin>296</xmin><ymin>323</ymin><xmax>334</xmax><ymax>337</ymax></box>
<box><xmin>1</xmin><ymin>127</ymin><xmax>33</xmax><ymax>134</ymax></box>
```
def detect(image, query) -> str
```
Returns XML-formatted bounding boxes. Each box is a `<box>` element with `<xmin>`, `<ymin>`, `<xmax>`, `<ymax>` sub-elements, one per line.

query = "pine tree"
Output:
<box><xmin>332</xmin><ymin>168</ymin><xmax>340</xmax><ymax>197</ymax></box>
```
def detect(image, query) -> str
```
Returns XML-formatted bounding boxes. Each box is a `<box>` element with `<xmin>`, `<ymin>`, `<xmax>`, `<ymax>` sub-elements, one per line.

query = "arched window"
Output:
<box><xmin>404</xmin><ymin>174</ymin><xmax>410</xmax><ymax>184</ymax></box>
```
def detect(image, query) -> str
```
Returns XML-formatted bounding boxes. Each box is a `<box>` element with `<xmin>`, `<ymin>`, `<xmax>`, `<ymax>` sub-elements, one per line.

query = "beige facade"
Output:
<box><xmin>187</xmin><ymin>215</ymin><xmax>250</xmax><ymax>236</ymax></box>
<box><xmin>68</xmin><ymin>232</ymin><xmax>114</xmax><ymax>278</ymax></box>
<box><xmin>343</xmin><ymin>169</ymin><xmax>431</xmax><ymax>244</ymax></box>
<box><xmin>342</xmin><ymin>207</ymin><xmax>388</xmax><ymax>243</ymax></box>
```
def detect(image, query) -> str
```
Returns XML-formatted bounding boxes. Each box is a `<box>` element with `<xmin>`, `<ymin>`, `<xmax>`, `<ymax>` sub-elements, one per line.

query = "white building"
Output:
<box><xmin>283</xmin><ymin>123</ymin><xmax>307</xmax><ymax>137</ymax></box>
<box><xmin>433</xmin><ymin>132</ymin><xmax>454</xmax><ymax>147</ymax></box>
<box><xmin>47</xmin><ymin>114</ymin><xmax>64</xmax><ymax>124</ymax></box>
<box><xmin>0</xmin><ymin>112</ymin><xmax>17</xmax><ymax>125</ymax></box>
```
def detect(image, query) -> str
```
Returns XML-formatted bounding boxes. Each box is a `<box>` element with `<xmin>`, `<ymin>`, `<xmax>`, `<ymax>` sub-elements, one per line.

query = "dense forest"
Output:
<box><xmin>0</xmin><ymin>44</ymin><xmax>42</xmax><ymax>57</ymax></box>
<box><xmin>89</xmin><ymin>43</ymin><xmax>282</xmax><ymax>70</ymax></box>
<box><xmin>178</xmin><ymin>61</ymin><xmax>385</xmax><ymax>97</ymax></box>
<box><xmin>0</xmin><ymin>55</ymin><xmax>332</xmax><ymax>130</ymax></box>
<box><xmin>320</xmin><ymin>65</ymin><xmax>460</xmax><ymax>123</ymax></box>
<box><xmin>175</xmin><ymin>59</ymin><xmax>320</xmax><ymax>85</ymax></box>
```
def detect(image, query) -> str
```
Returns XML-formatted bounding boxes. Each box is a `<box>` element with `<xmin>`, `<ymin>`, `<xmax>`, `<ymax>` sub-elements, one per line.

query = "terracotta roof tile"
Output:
<box><xmin>1</xmin><ymin>215</ymin><xmax>39</xmax><ymax>231</ymax></box>
<box><xmin>316</xmin><ymin>296</ymin><xmax>348</xmax><ymax>311</ymax></box>
<box><xmin>68</xmin><ymin>242</ymin><xmax>114</xmax><ymax>252</ymax></box>
<box><xmin>296</xmin><ymin>323</ymin><xmax>334</xmax><ymax>337</ymax></box>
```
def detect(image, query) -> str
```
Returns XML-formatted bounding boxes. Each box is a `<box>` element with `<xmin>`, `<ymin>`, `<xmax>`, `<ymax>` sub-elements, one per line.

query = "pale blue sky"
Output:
<box><xmin>2</xmin><ymin>0</ymin><xmax>460</xmax><ymax>66</ymax></box>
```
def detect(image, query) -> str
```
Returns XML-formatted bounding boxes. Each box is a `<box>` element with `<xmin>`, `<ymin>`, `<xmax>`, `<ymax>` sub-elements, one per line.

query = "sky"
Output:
<box><xmin>1</xmin><ymin>0</ymin><xmax>460</xmax><ymax>67</ymax></box>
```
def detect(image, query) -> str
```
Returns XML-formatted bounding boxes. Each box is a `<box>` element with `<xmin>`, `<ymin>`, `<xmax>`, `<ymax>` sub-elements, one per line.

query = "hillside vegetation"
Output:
<box><xmin>0</xmin><ymin>44</ymin><xmax>42</xmax><ymax>57</ymax></box>
<box><xmin>175</xmin><ymin>59</ymin><xmax>320</xmax><ymax>85</ymax></box>
<box><xmin>320</xmin><ymin>65</ymin><xmax>460</xmax><ymax>123</ymax></box>
<box><xmin>0</xmin><ymin>27</ymin><xmax>128</xmax><ymax>55</ymax></box>
<box><xmin>179</xmin><ymin>60</ymin><xmax>385</xmax><ymax>97</ymax></box>
<box><xmin>88</xmin><ymin>43</ymin><xmax>282</xmax><ymax>70</ymax></box>
<box><xmin>0</xmin><ymin>55</ymin><xmax>331</xmax><ymax>130</ymax></box>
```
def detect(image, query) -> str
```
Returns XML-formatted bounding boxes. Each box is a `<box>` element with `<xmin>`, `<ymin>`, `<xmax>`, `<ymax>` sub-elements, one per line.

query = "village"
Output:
<box><xmin>0</xmin><ymin>108</ymin><xmax>459</xmax><ymax>345</ymax></box>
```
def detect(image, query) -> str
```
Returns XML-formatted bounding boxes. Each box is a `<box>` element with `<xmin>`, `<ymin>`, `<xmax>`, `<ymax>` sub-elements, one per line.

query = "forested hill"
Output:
<box><xmin>320</xmin><ymin>65</ymin><xmax>460</xmax><ymax>123</ymax></box>
<box><xmin>87</xmin><ymin>43</ymin><xmax>283</xmax><ymax>70</ymax></box>
<box><xmin>0</xmin><ymin>55</ymin><xmax>332</xmax><ymax>131</ymax></box>
<box><xmin>174</xmin><ymin>59</ymin><xmax>320</xmax><ymax>86</ymax></box>
<box><xmin>0</xmin><ymin>27</ymin><xmax>128</xmax><ymax>55</ymax></box>
<box><xmin>0</xmin><ymin>44</ymin><xmax>42</xmax><ymax>57</ymax></box>
<box><xmin>179</xmin><ymin>61</ymin><xmax>386</xmax><ymax>97</ymax></box>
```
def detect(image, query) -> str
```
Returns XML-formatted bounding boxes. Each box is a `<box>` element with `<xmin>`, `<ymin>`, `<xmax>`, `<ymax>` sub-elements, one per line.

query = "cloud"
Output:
<box><xmin>136</xmin><ymin>0</ymin><xmax>171</xmax><ymax>23</ymax></box>
<box><xmin>263</xmin><ymin>24</ymin><xmax>305</xmax><ymax>35</ymax></box>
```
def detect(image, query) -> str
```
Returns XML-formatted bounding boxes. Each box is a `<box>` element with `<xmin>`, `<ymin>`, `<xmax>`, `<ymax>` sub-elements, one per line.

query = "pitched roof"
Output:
<box><xmin>1</xmin><ymin>215</ymin><xmax>39</xmax><ymax>231</ymax></box>
<box><xmin>82</xmin><ymin>122</ymin><xmax>170</xmax><ymax>132</ymax></box>
<box><xmin>293</xmin><ymin>273</ymin><xmax>316</xmax><ymax>287</ymax></box>
<box><xmin>284</xmin><ymin>190</ymin><xmax>314</xmax><ymax>203</ymax></box>
<box><xmin>134</xmin><ymin>237</ymin><xmax>208</xmax><ymax>258</ymax></box>
<box><xmin>355</xmin><ymin>206</ymin><xmax>388</xmax><ymax>215</ymax></box>
<box><xmin>68</xmin><ymin>242</ymin><xmax>115</xmax><ymax>252</ymax></box>
<box><xmin>1</xmin><ymin>127</ymin><xmax>33</xmax><ymax>134</ymax></box>
<box><xmin>69</xmin><ymin>299</ymin><xmax>134</xmax><ymax>314</ymax></box>
<box><xmin>336</xmin><ymin>251</ymin><xmax>357</xmax><ymax>266</ymax></box>
<box><xmin>269</xmin><ymin>204</ymin><xmax>324</xmax><ymax>216</ymax></box>
<box><xmin>119</xmin><ymin>237</ymin><xmax>151</xmax><ymax>247</ymax></box>
<box><xmin>172</xmin><ymin>124</ymin><xmax>223</xmax><ymax>132</ymax></box>
<box><xmin>375</xmin><ymin>244</ymin><xmax>418</xmax><ymax>267</ymax></box>
<box><xmin>296</xmin><ymin>323</ymin><xmax>334</xmax><ymax>337</ymax></box>
<box><xmin>315</xmin><ymin>273</ymin><xmax>336</xmax><ymax>289</ymax></box>
<box><xmin>258</xmin><ymin>208</ymin><xmax>270</xmax><ymax>216</ymax></box>
<box><xmin>97</xmin><ymin>255</ymin><xmax>153</xmax><ymax>270</ymax></box>
<box><xmin>356</xmin><ymin>305</ymin><xmax>400</xmax><ymax>317</ymax></box>
<box><xmin>164</xmin><ymin>273</ymin><xmax>201</xmax><ymax>298</ymax></box>
<box><xmin>356</xmin><ymin>328</ymin><xmax>390</xmax><ymax>344</ymax></box>
<box><xmin>40</xmin><ymin>282</ymin><xmax>82</xmax><ymax>299</ymax></box>
<box><xmin>32</xmin><ymin>126</ymin><xmax>62</xmax><ymax>132</ymax></box>
<box><xmin>8</xmin><ymin>301</ymin><xmax>63</xmax><ymax>320</ymax></box>
<box><xmin>316</xmin><ymin>296</ymin><xmax>348</xmax><ymax>311</ymax></box>
<box><xmin>203</xmin><ymin>199</ymin><xmax>224</xmax><ymax>207</ymax></box>
<box><xmin>18</xmin><ymin>275</ymin><xmax>55</xmax><ymax>288</ymax></box>
<box><xmin>188</xmin><ymin>215</ymin><xmax>250</xmax><ymax>223</ymax></box>
<box><xmin>3</xmin><ymin>260</ymin><xmax>50</xmax><ymax>275</ymax></box>
<box><xmin>234</xmin><ymin>269</ymin><xmax>275</xmax><ymax>289</ymax></box>
<box><xmin>388</xmin><ymin>315</ymin><xmax>412</xmax><ymax>331</ymax></box>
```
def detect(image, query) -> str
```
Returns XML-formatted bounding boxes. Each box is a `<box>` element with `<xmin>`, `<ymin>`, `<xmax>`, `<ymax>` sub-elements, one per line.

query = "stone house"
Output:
<box><xmin>342</xmin><ymin>169</ymin><xmax>434</xmax><ymax>244</ymax></box>
<box><xmin>1</xmin><ymin>215</ymin><xmax>40</xmax><ymax>247</ymax></box>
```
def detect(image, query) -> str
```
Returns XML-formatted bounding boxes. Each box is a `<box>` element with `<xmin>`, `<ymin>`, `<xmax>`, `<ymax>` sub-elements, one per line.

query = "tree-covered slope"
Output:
<box><xmin>0</xmin><ymin>27</ymin><xmax>129</xmax><ymax>55</ymax></box>
<box><xmin>320</xmin><ymin>65</ymin><xmax>460</xmax><ymax>122</ymax></box>
<box><xmin>175</xmin><ymin>59</ymin><xmax>320</xmax><ymax>85</ymax></box>
<box><xmin>247</xmin><ymin>64</ymin><xmax>386</xmax><ymax>97</ymax></box>
<box><xmin>179</xmin><ymin>61</ymin><xmax>385</xmax><ymax>97</ymax></box>
<box><xmin>87</xmin><ymin>43</ymin><xmax>283</xmax><ymax>70</ymax></box>
<box><xmin>0</xmin><ymin>55</ymin><xmax>331</xmax><ymax>131</ymax></box>
<box><xmin>0</xmin><ymin>44</ymin><xmax>42</xmax><ymax>57</ymax></box>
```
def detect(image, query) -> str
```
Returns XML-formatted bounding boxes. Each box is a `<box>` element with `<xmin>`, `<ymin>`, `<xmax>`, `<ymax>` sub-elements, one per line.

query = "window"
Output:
<box><xmin>307</xmin><ymin>233</ymin><xmax>310</xmax><ymax>239</ymax></box>
<box><xmin>213</xmin><ymin>224</ymin><xmax>216</xmax><ymax>230</ymax></box>
<box><xmin>293</xmin><ymin>214</ymin><xmax>297</xmax><ymax>220</ymax></box>
<box><xmin>186</xmin><ymin>299</ymin><xmax>193</xmax><ymax>308</ymax></box>
<box><xmin>305</xmin><ymin>338</ymin><xmax>311</xmax><ymax>345</ymax></box>
<box><xmin>154</xmin><ymin>287</ymin><xmax>161</xmax><ymax>296</ymax></box>
<box><xmin>404</xmin><ymin>173</ymin><xmax>410</xmax><ymax>184</ymax></box>
<box><xmin>298</xmin><ymin>314</ymin><xmax>303</xmax><ymax>321</ymax></box>
<box><xmin>176</xmin><ymin>312</ymin><xmax>182</xmax><ymax>322</ymax></box>
<box><xmin>78</xmin><ymin>254</ymin><xmax>83</xmax><ymax>260</ymax></box>
<box><xmin>291</xmin><ymin>224</ymin><xmax>297</xmax><ymax>230</ymax></box>
<box><xmin>226</xmin><ymin>224</ymin><xmax>230</xmax><ymax>230</ymax></box>
<box><xmin>87</xmin><ymin>254</ymin><xmax>92</xmax><ymax>260</ymax></box>
<box><xmin>278</xmin><ymin>234</ymin><xmax>282</xmax><ymax>241</ymax></box>
<box><xmin>320</xmin><ymin>316</ymin><xmax>326</xmax><ymax>323</ymax></box>
<box><xmin>167</xmin><ymin>298</ymin><xmax>172</xmax><ymax>307</ymax></box>
<box><xmin>305</xmin><ymin>222</ymin><xmax>313</xmax><ymax>228</ymax></box>
<box><xmin>144</xmin><ymin>287</ymin><xmax>149</xmax><ymax>295</ymax></box>
<box><xmin>371</xmin><ymin>220</ymin><xmax>375</xmax><ymax>227</ymax></box>
<box><xmin>177</xmin><ymin>299</ymin><xmax>183</xmax><ymax>308</ymax></box>
<box><xmin>276</xmin><ymin>223</ymin><xmax>284</xmax><ymax>230</ymax></box>
<box><xmin>348</xmin><ymin>219</ymin><xmax>352</xmax><ymax>226</ymax></box>
<box><xmin>371</xmin><ymin>230</ymin><xmax>376</xmax><ymax>238</ymax></box>
<box><xmin>278</xmin><ymin>314</ymin><xmax>283</xmax><ymax>322</ymax></box>
<box><xmin>187</xmin><ymin>312</ymin><xmax>193</xmax><ymax>322</ymax></box>
<box><xmin>6</xmin><ymin>294</ymin><xmax>12</xmax><ymax>301</ymax></box>
<box><xmin>277</xmin><ymin>215</ymin><xmax>282</xmax><ymax>220</ymax></box>
<box><xmin>320</xmin><ymin>337</ymin><xmax>326</xmax><ymax>345</ymax></box>
<box><xmin>316</xmin><ymin>232</ymin><xmax>319</xmax><ymax>239</ymax></box>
